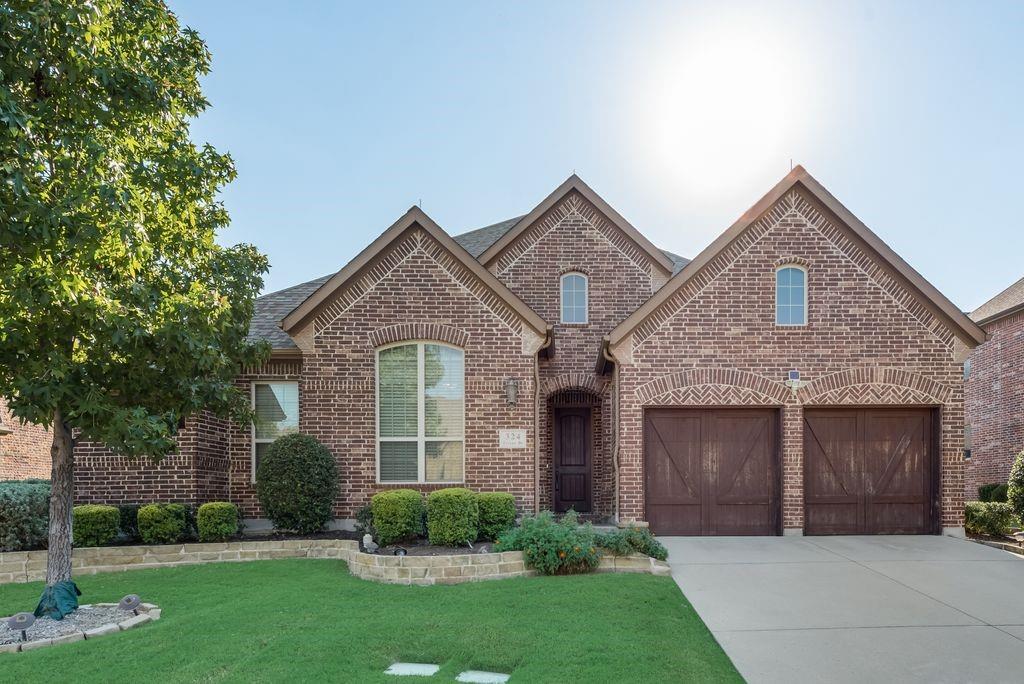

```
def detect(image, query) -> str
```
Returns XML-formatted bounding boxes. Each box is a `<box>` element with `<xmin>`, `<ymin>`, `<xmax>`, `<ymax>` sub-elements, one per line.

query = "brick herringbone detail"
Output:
<box><xmin>653</xmin><ymin>385</ymin><xmax>783</xmax><ymax>406</ymax></box>
<box><xmin>539</xmin><ymin>372</ymin><xmax>607</xmax><ymax>398</ymax></box>
<box><xmin>800</xmin><ymin>367</ymin><xmax>952</xmax><ymax>405</ymax></box>
<box><xmin>636</xmin><ymin>368</ymin><xmax>790</xmax><ymax>404</ymax></box>
<box><xmin>807</xmin><ymin>384</ymin><xmax>939</xmax><ymax>406</ymax></box>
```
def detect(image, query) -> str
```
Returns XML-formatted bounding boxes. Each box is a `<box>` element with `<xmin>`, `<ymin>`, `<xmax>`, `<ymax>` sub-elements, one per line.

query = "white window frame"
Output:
<box><xmin>560</xmin><ymin>272</ymin><xmax>589</xmax><ymax>324</ymax></box>
<box><xmin>375</xmin><ymin>341</ymin><xmax>465</xmax><ymax>484</ymax></box>
<box><xmin>775</xmin><ymin>264</ymin><xmax>808</xmax><ymax>327</ymax></box>
<box><xmin>250</xmin><ymin>380</ymin><xmax>299</xmax><ymax>483</ymax></box>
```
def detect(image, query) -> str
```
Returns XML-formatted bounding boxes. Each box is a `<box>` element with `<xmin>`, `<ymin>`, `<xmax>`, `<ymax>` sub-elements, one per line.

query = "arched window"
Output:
<box><xmin>377</xmin><ymin>342</ymin><xmax>464</xmax><ymax>483</ymax></box>
<box><xmin>561</xmin><ymin>272</ymin><xmax>588</xmax><ymax>324</ymax></box>
<box><xmin>776</xmin><ymin>265</ymin><xmax>807</xmax><ymax>326</ymax></box>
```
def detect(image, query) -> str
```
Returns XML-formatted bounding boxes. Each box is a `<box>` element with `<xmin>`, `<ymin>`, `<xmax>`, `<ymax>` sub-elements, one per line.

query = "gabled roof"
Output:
<box><xmin>477</xmin><ymin>174</ymin><xmax>676</xmax><ymax>275</ymax></box>
<box><xmin>249</xmin><ymin>274</ymin><xmax>333</xmax><ymax>349</ymax></box>
<box><xmin>280</xmin><ymin>206</ymin><xmax>548</xmax><ymax>337</ymax></box>
<box><xmin>971</xmin><ymin>276</ymin><xmax>1024</xmax><ymax>326</ymax></box>
<box><xmin>608</xmin><ymin>166</ymin><xmax>986</xmax><ymax>348</ymax></box>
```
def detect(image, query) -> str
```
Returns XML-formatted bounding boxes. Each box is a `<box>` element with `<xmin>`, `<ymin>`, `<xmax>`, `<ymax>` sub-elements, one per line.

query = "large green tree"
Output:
<box><xmin>0</xmin><ymin>0</ymin><xmax>268</xmax><ymax>602</ymax></box>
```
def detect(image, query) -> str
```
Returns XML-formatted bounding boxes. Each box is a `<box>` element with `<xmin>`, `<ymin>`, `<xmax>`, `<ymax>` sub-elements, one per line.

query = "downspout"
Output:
<box><xmin>534</xmin><ymin>327</ymin><xmax>553</xmax><ymax>515</ymax></box>
<box><xmin>602</xmin><ymin>340</ymin><xmax>620</xmax><ymax>523</ymax></box>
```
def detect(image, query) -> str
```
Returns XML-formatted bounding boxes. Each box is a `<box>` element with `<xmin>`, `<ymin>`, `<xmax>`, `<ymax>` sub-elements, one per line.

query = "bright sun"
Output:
<box><xmin>637</xmin><ymin>12</ymin><xmax>803</xmax><ymax>201</ymax></box>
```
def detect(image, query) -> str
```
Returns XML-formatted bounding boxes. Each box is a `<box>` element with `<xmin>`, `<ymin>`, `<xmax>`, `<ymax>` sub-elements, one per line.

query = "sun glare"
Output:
<box><xmin>637</xmin><ymin>13</ymin><xmax>804</xmax><ymax>201</ymax></box>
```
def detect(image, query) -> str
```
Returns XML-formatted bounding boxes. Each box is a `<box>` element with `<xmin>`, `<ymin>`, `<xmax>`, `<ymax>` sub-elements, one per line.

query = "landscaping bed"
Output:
<box><xmin>0</xmin><ymin>559</ymin><xmax>741</xmax><ymax>682</ymax></box>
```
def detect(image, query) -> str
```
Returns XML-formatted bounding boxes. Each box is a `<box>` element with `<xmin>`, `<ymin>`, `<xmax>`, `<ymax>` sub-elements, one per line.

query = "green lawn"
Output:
<box><xmin>0</xmin><ymin>559</ymin><xmax>740</xmax><ymax>683</ymax></box>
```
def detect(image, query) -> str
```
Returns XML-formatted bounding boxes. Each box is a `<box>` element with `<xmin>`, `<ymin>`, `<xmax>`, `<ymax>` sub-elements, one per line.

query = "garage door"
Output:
<box><xmin>803</xmin><ymin>408</ymin><xmax>937</xmax><ymax>535</ymax></box>
<box><xmin>644</xmin><ymin>408</ymin><xmax>780</xmax><ymax>536</ymax></box>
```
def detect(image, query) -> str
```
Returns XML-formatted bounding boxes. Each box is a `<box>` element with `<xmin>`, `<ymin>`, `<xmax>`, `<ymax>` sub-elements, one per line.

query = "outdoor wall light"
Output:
<box><xmin>0</xmin><ymin>417</ymin><xmax>12</xmax><ymax>436</ymax></box>
<box><xmin>504</xmin><ymin>378</ymin><xmax>519</xmax><ymax>406</ymax></box>
<box><xmin>8</xmin><ymin>612</ymin><xmax>35</xmax><ymax>642</ymax></box>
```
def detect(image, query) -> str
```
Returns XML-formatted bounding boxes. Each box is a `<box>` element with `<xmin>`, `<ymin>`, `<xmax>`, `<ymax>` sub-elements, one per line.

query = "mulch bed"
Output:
<box><xmin>376</xmin><ymin>541</ymin><xmax>496</xmax><ymax>556</ymax></box>
<box><xmin>0</xmin><ymin>606</ymin><xmax>125</xmax><ymax>646</ymax></box>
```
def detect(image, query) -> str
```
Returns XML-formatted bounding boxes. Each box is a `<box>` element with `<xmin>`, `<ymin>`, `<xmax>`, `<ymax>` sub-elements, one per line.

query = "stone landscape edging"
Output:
<box><xmin>0</xmin><ymin>603</ymin><xmax>161</xmax><ymax>654</ymax></box>
<box><xmin>0</xmin><ymin>539</ymin><xmax>670</xmax><ymax>587</ymax></box>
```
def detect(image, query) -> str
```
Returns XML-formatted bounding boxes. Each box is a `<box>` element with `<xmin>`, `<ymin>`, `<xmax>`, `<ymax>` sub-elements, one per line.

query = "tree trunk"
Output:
<box><xmin>46</xmin><ymin>409</ymin><xmax>74</xmax><ymax>585</ymax></box>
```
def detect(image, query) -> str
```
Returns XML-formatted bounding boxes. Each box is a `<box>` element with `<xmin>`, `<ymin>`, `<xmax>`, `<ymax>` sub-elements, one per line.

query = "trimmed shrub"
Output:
<box><xmin>72</xmin><ymin>504</ymin><xmax>120</xmax><ymax>547</ymax></box>
<box><xmin>117</xmin><ymin>504</ymin><xmax>141</xmax><ymax>542</ymax></box>
<box><xmin>197</xmin><ymin>502</ymin><xmax>239</xmax><ymax>542</ymax></box>
<box><xmin>138</xmin><ymin>503</ymin><xmax>187</xmax><ymax>544</ymax></box>
<box><xmin>371</xmin><ymin>489</ymin><xmax>423</xmax><ymax>545</ymax></box>
<box><xmin>596</xmin><ymin>526</ymin><xmax>668</xmax><ymax>561</ymax></box>
<box><xmin>1008</xmin><ymin>450</ymin><xmax>1024</xmax><ymax>522</ymax></box>
<box><xmin>964</xmin><ymin>501</ymin><xmax>1017</xmax><ymax>537</ymax></box>
<box><xmin>978</xmin><ymin>483</ymin><xmax>1009</xmax><ymax>503</ymax></box>
<box><xmin>496</xmin><ymin>511</ymin><xmax>600</xmax><ymax>575</ymax></box>
<box><xmin>0</xmin><ymin>479</ymin><xmax>50</xmax><ymax>552</ymax></box>
<box><xmin>255</xmin><ymin>433</ymin><xmax>338</xmax><ymax>534</ymax></box>
<box><xmin>426</xmin><ymin>488</ymin><xmax>479</xmax><ymax>546</ymax></box>
<box><xmin>477</xmin><ymin>492</ymin><xmax>516</xmax><ymax>541</ymax></box>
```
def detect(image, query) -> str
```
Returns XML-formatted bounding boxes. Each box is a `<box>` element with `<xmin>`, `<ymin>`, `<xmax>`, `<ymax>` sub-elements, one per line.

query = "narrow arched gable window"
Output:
<box><xmin>775</xmin><ymin>265</ymin><xmax>807</xmax><ymax>326</ymax></box>
<box><xmin>561</xmin><ymin>272</ymin><xmax>588</xmax><ymax>324</ymax></box>
<box><xmin>377</xmin><ymin>342</ymin><xmax>465</xmax><ymax>483</ymax></box>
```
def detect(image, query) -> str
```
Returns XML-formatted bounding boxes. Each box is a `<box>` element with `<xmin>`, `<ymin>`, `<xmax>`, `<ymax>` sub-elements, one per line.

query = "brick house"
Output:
<box><xmin>0</xmin><ymin>399</ymin><xmax>51</xmax><ymax>480</ymax></box>
<box><xmin>73</xmin><ymin>166</ymin><xmax>984</xmax><ymax>536</ymax></box>
<box><xmin>964</xmin><ymin>277</ymin><xmax>1024</xmax><ymax>498</ymax></box>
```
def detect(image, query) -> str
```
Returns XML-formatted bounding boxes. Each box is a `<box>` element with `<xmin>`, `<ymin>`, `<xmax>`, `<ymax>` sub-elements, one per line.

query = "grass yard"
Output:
<box><xmin>0</xmin><ymin>559</ymin><xmax>740</xmax><ymax>683</ymax></box>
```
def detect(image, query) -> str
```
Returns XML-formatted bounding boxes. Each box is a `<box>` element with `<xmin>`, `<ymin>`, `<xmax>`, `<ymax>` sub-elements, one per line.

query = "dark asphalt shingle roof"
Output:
<box><xmin>249</xmin><ymin>274</ymin><xmax>332</xmax><ymax>349</ymax></box>
<box><xmin>250</xmin><ymin>219</ymin><xmax>690</xmax><ymax>348</ymax></box>
<box><xmin>971</xmin><ymin>276</ymin><xmax>1024</xmax><ymax>324</ymax></box>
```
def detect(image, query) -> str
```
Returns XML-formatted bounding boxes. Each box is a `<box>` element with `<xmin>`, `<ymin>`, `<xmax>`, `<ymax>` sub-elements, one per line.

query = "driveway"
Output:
<box><xmin>664</xmin><ymin>535</ymin><xmax>1024</xmax><ymax>683</ymax></box>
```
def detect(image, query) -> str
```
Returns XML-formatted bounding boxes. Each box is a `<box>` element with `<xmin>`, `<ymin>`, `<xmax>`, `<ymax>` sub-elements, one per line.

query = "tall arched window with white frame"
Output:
<box><xmin>775</xmin><ymin>265</ymin><xmax>807</xmax><ymax>326</ymax></box>
<box><xmin>561</xmin><ymin>272</ymin><xmax>588</xmax><ymax>324</ymax></box>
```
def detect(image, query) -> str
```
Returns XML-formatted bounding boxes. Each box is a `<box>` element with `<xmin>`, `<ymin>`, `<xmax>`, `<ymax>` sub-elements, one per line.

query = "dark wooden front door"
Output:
<box><xmin>803</xmin><ymin>408</ymin><xmax>937</xmax><ymax>535</ymax></box>
<box><xmin>644</xmin><ymin>408</ymin><xmax>779</xmax><ymax>536</ymax></box>
<box><xmin>553</xmin><ymin>407</ymin><xmax>592</xmax><ymax>513</ymax></box>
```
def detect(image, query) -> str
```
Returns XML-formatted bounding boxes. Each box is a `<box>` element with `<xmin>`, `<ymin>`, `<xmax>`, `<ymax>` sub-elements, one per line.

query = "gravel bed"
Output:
<box><xmin>0</xmin><ymin>606</ymin><xmax>128</xmax><ymax>645</ymax></box>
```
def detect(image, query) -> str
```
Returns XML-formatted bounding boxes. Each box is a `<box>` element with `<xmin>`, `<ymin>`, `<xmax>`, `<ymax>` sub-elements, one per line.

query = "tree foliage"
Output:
<box><xmin>0</xmin><ymin>0</ymin><xmax>268</xmax><ymax>455</ymax></box>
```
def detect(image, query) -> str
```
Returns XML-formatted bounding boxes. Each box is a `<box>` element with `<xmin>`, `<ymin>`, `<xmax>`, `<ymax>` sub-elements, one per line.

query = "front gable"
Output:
<box><xmin>608</xmin><ymin>166</ymin><xmax>985</xmax><ymax>361</ymax></box>
<box><xmin>281</xmin><ymin>207</ymin><xmax>549</xmax><ymax>355</ymax></box>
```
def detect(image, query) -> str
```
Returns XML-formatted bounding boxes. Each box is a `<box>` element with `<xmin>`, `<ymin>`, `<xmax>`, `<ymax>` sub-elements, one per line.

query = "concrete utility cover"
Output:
<box><xmin>384</xmin><ymin>663</ymin><xmax>441</xmax><ymax>677</ymax></box>
<box><xmin>456</xmin><ymin>671</ymin><xmax>511</xmax><ymax>683</ymax></box>
<box><xmin>663</xmin><ymin>535</ymin><xmax>1024</xmax><ymax>683</ymax></box>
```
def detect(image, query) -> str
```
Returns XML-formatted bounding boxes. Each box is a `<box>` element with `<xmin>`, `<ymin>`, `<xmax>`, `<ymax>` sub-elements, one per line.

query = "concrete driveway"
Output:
<box><xmin>664</xmin><ymin>535</ymin><xmax>1024</xmax><ymax>683</ymax></box>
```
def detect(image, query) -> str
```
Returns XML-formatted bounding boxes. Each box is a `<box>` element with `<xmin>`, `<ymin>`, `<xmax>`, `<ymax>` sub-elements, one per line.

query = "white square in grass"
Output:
<box><xmin>385</xmin><ymin>663</ymin><xmax>441</xmax><ymax>677</ymax></box>
<box><xmin>456</xmin><ymin>671</ymin><xmax>511</xmax><ymax>683</ymax></box>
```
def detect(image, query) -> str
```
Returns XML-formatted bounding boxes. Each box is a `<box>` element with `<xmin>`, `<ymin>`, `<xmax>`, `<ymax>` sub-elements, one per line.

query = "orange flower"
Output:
<box><xmin>573</xmin><ymin>546</ymin><xmax>580</xmax><ymax>552</ymax></box>
<box><xmin>558</xmin><ymin>551</ymin><xmax>566</xmax><ymax>558</ymax></box>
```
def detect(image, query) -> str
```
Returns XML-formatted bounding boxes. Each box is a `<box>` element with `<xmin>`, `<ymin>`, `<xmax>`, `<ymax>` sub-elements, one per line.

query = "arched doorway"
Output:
<box><xmin>548</xmin><ymin>389</ymin><xmax>603</xmax><ymax>514</ymax></box>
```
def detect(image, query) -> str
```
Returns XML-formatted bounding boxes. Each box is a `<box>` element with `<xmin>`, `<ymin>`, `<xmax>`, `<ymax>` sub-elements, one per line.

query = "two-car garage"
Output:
<box><xmin>643</xmin><ymin>407</ymin><xmax>938</xmax><ymax>536</ymax></box>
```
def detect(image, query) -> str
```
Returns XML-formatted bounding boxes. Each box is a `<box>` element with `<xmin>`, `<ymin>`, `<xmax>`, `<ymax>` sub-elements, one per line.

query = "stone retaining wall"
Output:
<box><xmin>0</xmin><ymin>539</ymin><xmax>670</xmax><ymax>586</ymax></box>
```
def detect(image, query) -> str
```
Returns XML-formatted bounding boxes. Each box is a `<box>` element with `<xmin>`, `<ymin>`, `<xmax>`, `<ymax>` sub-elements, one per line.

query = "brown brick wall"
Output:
<box><xmin>615</xmin><ymin>188</ymin><xmax>966</xmax><ymax>531</ymax></box>
<box><xmin>75</xmin><ymin>410</ymin><xmax>230</xmax><ymax>506</ymax></box>
<box><xmin>494</xmin><ymin>191</ymin><xmax>666</xmax><ymax>515</ymax></box>
<box><xmin>965</xmin><ymin>311</ymin><xmax>1024</xmax><ymax>498</ymax></box>
<box><xmin>0</xmin><ymin>400</ymin><xmax>51</xmax><ymax>480</ymax></box>
<box><xmin>294</xmin><ymin>228</ymin><xmax>539</xmax><ymax>519</ymax></box>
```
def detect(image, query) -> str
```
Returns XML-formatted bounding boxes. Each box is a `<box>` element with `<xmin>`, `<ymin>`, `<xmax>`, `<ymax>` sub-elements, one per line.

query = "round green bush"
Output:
<box><xmin>138</xmin><ymin>503</ymin><xmax>187</xmax><ymax>544</ymax></box>
<box><xmin>965</xmin><ymin>501</ymin><xmax>1018</xmax><ymax>537</ymax></box>
<box><xmin>197</xmin><ymin>502</ymin><xmax>239</xmax><ymax>542</ymax></box>
<box><xmin>426</xmin><ymin>488</ymin><xmax>479</xmax><ymax>546</ymax></box>
<box><xmin>72</xmin><ymin>504</ymin><xmax>120</xmax><ymax>547</ymax></box>
<box><xmin>371</xmin><ymin>489</ymin><xmax>423</xmax><ymax>545</ymax></box>
<box><xmin>477</xmin><ymin>492</ymin><xmax>516</xmax><ymax>541</ymax></box>
<box><xmin>0</xmin><ymin>480</ymin><xmax>50</xmax><ymax>552</ymax></box>
<box><xmin>596</xmin><ymin>526</ymin><xmax>668</xmax><ymax>561</ymax></box>
<box><xmin>1008</xmin><ymin>450</ymin><xmax>1024</xmax><ymax>522</ymax></box>
<box><xmin>255</xmin><ymin>433</ymin><xmax>338</xmax><ymax>534</ymax></box>
<box><xmin>496</xmin><ymin>512</ymin><xmax>599</xmax><ymax>575</ymax></box>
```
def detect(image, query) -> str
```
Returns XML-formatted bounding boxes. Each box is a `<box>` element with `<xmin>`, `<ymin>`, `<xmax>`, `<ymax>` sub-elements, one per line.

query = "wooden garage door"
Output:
<box><xmin>804</xmin><ymin>408</ymin><xmax>937</xmax><ymax>535</ymax></box>
<box><xmin>644</xmin><ymin>408</ymin><xmax>780</xmax><ymax>536</ymax></box>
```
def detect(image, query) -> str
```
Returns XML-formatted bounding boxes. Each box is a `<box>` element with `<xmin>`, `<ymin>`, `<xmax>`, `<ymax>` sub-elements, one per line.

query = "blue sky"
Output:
<box><xmin>174</xmin><ymin>0</ymin><xmax>1023</xmax><ymax>311</ymax></box>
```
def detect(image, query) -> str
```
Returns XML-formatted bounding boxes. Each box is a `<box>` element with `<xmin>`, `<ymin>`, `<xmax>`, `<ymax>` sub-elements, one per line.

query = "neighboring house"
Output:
<box><xmin>73</xmin><ymin>167</ymin><xmax>985</xmax><ymax>536</ymax></box>
<box><xmin>964</xmin><ymin>277</ymin><xmax>1024</xmax><ymax>498</ymax></box>
<box><xmin>0</xmin><ymin>399</ymin><xmax>51</xmax><ymax>480</ymax></box>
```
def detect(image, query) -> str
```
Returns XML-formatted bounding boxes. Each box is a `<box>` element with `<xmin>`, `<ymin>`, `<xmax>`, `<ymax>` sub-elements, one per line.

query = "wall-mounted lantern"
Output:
<box><xmin>503</xmin><ymin>378</ymin><xmax>519</xmax><ymax>407</ymax></box>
